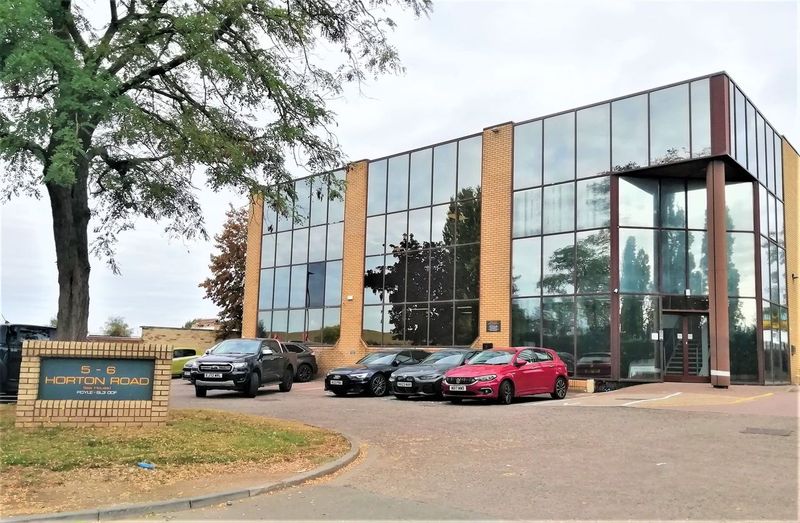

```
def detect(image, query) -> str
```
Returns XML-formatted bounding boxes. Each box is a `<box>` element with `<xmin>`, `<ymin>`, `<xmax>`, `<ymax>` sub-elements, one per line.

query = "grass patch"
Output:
<box><xmin>0</xmin><ymin>405</ymin><xmax>347</xmax><ymax>472</ymax></box>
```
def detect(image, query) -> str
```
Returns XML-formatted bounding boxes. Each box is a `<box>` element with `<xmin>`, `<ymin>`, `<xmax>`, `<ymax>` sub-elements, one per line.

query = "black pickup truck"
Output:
<box><xmin>187</xmin><ymin>338</ymin><xmax>295</xmax><ymax>398</ymax></box>
<box><xmin>0</xmin><ymin>324</ymin><xmax>56</xmax><ymax>394</ymax></box>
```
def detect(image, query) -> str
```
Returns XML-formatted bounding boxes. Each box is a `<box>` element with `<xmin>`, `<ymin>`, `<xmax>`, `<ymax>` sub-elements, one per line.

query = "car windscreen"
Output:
<box><xmin>467</xmin><ymin>351</ymin><xmax>513</xmax><ymax>365</ymax></box>
<box><xmin>8</xmin><ymin>326</ymin><xmax>54</xmax><ymax>346</ymax></box>
<box><xmin>357</xmin><ymin>353</ymin><xmax>397</xmax><ymax>365</ymax></box>
<box><xmin>421</xmin><ymin>352</ymin><xmax>465</xmax><ymax>366</ymax></box>
<box><xmin>212</xmin><ymin>340</ymin><xmax>260</xmax><ymax>355</ymax></box>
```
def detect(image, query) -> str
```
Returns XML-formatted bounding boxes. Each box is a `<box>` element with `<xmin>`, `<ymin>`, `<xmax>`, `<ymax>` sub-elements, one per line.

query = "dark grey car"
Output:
<box><xmin>284</xmin><ymin>342</ymin><xmax>318</xmax><ymax>382</ymax></box>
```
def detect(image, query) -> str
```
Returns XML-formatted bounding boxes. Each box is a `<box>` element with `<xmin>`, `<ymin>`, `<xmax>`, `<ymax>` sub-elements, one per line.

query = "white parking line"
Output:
<box><xmin>620</xmin><ymin>392</ymin><xmax>682</xmax><ymax>406</ymax></box>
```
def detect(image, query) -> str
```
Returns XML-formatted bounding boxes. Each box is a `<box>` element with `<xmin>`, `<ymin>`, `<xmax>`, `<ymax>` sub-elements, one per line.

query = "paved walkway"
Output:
<box><xmin>146</xmin><ymin>379</ymin><xmax>798</xmax><ymax>521</ymax></box>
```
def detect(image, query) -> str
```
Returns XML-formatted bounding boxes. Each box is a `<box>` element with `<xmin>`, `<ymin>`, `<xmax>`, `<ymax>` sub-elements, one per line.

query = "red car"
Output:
<box><xmin>442</xmin><ymin>347</ymin><xmax>569</xmax><ymax>405</ymax></box>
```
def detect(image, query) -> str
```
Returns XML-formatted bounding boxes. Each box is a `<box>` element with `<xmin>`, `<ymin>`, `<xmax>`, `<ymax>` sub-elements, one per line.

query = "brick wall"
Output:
<box><xmin>475</xmin><ymin>123</ymin><xmax>514</xmax><ymax>348</ymax></box>
<box><xmin>782</xmin><ymin>139</ymin><xmax>799</xmax><ymax>385</ymax></box>
<box><xmin>322</xmin><ymin>161</ymin><xmax>369</xmax><ymax>372</ymax></box>
<box><xmin>140</xmin><ymin>326</ymin><xmax>226</xmax><ymax>353</ymax></box>
<box><xmin>242</xmin><ymin>196</ymin><xmax>264</xmax><ymax>338</ymax></box>
<box><xmin>15</xmin><ymin>341</ymin><xmax>172</xmax><ymax>428</ymax></box>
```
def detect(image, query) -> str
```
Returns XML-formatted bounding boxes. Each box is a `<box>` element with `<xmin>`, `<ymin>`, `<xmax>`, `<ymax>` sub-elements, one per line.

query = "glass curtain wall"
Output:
<box><xmin>258</xmin><ymin>171</ymin><xmax>345</xmax><ymax>344</ymax></box>
<box><xmin>511</xmin><ymin>78</ymin><xmax>710</xmax><ymax>380</ymax></box>
<box><xmin>363</xmin><ymin>136</ymin><xmax>482</xmax><ymax>346</ymax></box>
<box><xmin>729</xmin><ymin>79</ymin><xmax>789</xmax><ymax>384</ymax></box>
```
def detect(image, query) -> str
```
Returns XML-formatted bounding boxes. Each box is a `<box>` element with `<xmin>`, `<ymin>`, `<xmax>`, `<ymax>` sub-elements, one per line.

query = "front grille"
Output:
<box><xmin>446</xmin><ymin>376</ymin><xmax>476</xmax><ymax>385</ymax></box>
<box><xmin>199</xmin><ymin>363</ymin><xmax>233</xmax><ymax>372</ymax></box>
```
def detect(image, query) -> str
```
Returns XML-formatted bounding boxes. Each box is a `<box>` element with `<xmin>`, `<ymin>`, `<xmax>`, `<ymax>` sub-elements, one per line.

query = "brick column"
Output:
<box><xmin>319</xmin><ymin>160</ymin><xmax>369</xmax><ymax>372</ymax></box>
<box><xmin>241</xmin><ymin>196</ymin><xmax>264</xmax><ymax>338</ymax></box>
<box><xmin>706</xmin><ymin>160</ymin><xmax>731</xmax><ymax>387</ymax></box>
<box><xmin>476</xmin><ymin>123</ymin><xmax>514</xmax><ymax>348</ymax></box>
<box><xmin>782</xmin><ymin>139</ymin><xmax>800</xmax><ymax>385</ymax></box>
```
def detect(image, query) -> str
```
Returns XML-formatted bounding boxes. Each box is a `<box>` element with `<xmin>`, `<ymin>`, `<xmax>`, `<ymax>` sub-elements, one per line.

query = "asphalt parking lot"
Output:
<box><xmin>160</xmin><ymin>379</ymin><xmax>799</xmax><ymax>521</ymax></box>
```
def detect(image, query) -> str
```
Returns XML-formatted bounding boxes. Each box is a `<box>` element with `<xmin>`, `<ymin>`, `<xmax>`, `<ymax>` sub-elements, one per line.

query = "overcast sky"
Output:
<box><xmin>1</xmin><ymin>0</ymin><xmax>797</xmax><ymax>334</ymax></box>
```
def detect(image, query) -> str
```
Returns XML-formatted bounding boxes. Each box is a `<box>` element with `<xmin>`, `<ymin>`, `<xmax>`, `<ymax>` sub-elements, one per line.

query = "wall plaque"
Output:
<box><xmin>38</xmin><ymin>357</ymin><xmax>155</xmax><ymax>401</ymax></box>
<box><xmin>486</xmin><ymin>320</ymin><xmax>501</xmax><ymax>333</ymax></box>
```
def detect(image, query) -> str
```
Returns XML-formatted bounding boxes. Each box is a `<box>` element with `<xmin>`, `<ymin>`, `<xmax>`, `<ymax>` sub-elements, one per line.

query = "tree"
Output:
<box><xmin>200</xmin><ymin>205</ymin><xmax>246</xmax><ymax>336</ymax></box>
<box><xmin>0</xmin><ymin>0</ymin><xmax>431</xmax><ymax>340</ymax></box>
<box><xmin>49</xmin><ymin>316</ymin><xmax>58</xmax><ymax>327</ymax></box>
<box><xmin>103</xmin><ymin>315</ymin><xmax>131</xmax><ymax>337</ymax></box>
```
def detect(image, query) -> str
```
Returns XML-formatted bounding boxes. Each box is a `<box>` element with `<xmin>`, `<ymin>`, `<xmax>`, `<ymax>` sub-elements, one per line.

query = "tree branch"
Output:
<box><xmin>60</xmin><ymin>0</ymin><xmax>90</xmax><ymax>57</ymax></box>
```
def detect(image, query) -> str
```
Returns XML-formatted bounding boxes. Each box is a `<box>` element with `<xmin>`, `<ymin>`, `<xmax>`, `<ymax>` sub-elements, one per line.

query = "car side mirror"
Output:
<box><xmin>392</xmin><ymin>360</ymin><xmax>400</xmax><ymax>366</ymax></box>
<box><xmin>514</xmin><ymin>359</ymin><xmax>526</xmax><ymax>367</ymax></box>
<box><xmin>262</xmin><ymin>349</ymin><xmax>274</xmax><ymax>356</ymax></box>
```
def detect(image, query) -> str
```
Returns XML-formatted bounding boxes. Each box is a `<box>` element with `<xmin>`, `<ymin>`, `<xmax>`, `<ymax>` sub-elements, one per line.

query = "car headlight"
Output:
<box><xmin>184</xmin><ymin>360</ymin><xmax>198</xmax><ymax>369</ymax></box>
<box><xmin>475</xmin><ymin>374</ymin><xmax>497</xmax><ymax>382</ymax></box>
<box><xmin>350</xmin><ymin>373</ymin><xmax>369</xmax><ymax>379</ymax></box>
<box><xmin>418</xmin><ymin>374</ymin><xmax>440</xmax><ymax>380</ymax></box>
<box><xmin>388</xmin><ymin>375</ymin><xmax>397</xmax><ymax>381</ymax></box>
<box><xmin>232</xmin><ymin>362</ymin><xmax>248</xmax><ymax>369</ymax></box>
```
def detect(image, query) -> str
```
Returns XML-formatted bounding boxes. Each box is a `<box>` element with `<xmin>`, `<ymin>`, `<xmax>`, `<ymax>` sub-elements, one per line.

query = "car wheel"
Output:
<box><xmin>296</xmin><ymin>363</ymin><xmax>313</xmax><ymax>383</ymax></box>
<box><xmin>551</xmin><ymin>376</ymin><xmax>568</xmax><ymax>400</ymax></box>
<box><xmin>368</xmin><ymin>374</ymin><xmax>388</xmax><ymax>396</ymax></box>
<box><xmin>498</xmin><ymin>380</ymin><xmax>514</xmax><ymax>405</ymax></box>
<box><xmin>279</xmin><ymin>368</ymin><xmax>293</xmax><ymax>392</ymax></box>
<box><xmin>195</xmin><ymin>386</ymin><xmax>207</xmax><ymax>398</ymax></box>
<box><xmin>244</xmin><ymin>373</ymin><xmax>260</xmax><ymax>398</ymax></box>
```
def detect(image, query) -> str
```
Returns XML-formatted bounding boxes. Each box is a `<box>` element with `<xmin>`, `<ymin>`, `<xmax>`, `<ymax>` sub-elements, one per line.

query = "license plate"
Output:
<box><xmin>204</xmin><ymin>372</ymin><xmax>223</xmax><ymax>379</ymax></box>
<box><xmin>397</xmin><ymin>382</ymin><xmax>412</xmax><ymax>388</ymax></box>
<box><xmin>449</xmin><ymin>385</ymin><xmax>467</xmax><ymax>391</ymax></box>
<box><xmin>183</xmin><ymin>371</ymin><xmax>191</xmax><ymax>378</ymax></box>
<box><xmin>329</xmin><ymin>379</ymin><xmax>343</xmax><ymax>385</ymax></box>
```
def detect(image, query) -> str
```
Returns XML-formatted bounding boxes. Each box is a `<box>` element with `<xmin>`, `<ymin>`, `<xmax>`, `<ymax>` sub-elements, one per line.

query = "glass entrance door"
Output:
<box><xmin>662</xmin><ymin>313</ymin><xmax>709</xmax><ymax>382</ymax></box>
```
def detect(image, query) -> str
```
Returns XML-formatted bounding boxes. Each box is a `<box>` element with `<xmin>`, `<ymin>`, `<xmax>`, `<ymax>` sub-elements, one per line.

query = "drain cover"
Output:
<box><xmin>741</xmin><ymin>427</ymin><xmax>793</xmax><ymax>436</ymax></box>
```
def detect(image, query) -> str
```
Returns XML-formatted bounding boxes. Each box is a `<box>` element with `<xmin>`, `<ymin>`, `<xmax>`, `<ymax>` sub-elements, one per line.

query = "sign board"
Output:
<box><xmin>486</xmin><ymin>320</ymin><xmax>501</xmax><ymax>333</ymax></box>
<box><xmin>38</xmin><ymin>357</ymin><xmax>155</xmax><ymax>401</ymax></box>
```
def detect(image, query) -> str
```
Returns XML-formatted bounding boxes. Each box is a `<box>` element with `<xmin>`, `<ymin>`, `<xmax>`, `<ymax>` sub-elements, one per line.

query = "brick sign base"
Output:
<box><xmin>15</xmin><ymin>341</ymin><xmax>172</xmax><ymax>428</ymax></box>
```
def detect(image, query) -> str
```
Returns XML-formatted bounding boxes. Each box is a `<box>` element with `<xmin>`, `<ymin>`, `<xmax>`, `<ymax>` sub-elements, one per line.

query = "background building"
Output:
<box><xmin>242</xmin><ymin>72</ymin><xmax>798</xmax><ymax>386</ymax></box>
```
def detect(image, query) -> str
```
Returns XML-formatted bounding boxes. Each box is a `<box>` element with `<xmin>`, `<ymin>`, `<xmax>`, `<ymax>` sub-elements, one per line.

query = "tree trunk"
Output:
<box><xmin>46</xmin><ymin>165</ymin><xmax>91</xmax><ymax>341</ymax></box>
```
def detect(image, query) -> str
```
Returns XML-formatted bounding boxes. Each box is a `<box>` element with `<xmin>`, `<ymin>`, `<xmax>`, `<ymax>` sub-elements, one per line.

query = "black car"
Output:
<box><xmin>325</xmin><ymin>349</ymin><xmax>430</xmax><ymax>397</ymax></box>
<box><xmin>1</xmin><ymin>324</ymin><xmax>56</xmax><ymax>394</ymax></box>
<box><xmin>389</xmin><ymin>349</ymin><xmax>478</xmax><ymax>399</ymax></box>
<box><xmin>284</xmin><ymin>341</ymin><xmax>318</xmax><ymax>382</ymax></box>
<box><xmin>186</xmin><ymin>338</ymin><xmax>295</xmax><ymax>398</ymax></box>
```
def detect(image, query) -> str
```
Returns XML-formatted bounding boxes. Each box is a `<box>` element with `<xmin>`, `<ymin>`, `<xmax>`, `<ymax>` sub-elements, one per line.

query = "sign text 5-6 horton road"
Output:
<box><xmin>38</xmin><ymin>358</ymin><xmax>155</xmax><ymax>400</ymax></box>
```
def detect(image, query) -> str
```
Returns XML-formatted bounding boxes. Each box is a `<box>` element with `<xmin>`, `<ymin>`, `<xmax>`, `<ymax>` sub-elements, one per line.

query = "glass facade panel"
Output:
<box><xmin>256</xmin><ymin>311</ymin><xmax>271</xmax><ymax>338</ymax></box>
<box><xmin>767</xmin><ymin>194</ymin><xmax>776</xmax><ymax>241</ymax></box>
<box><xmin>543</xmin><ymin>112</ymin><xmax>575</xmax><ymax>184</ymax></box>
<box><xmin>326</xmin><ymin>222</ymin><xmax>343</xmax><ymax>260</ymax></box>
<box><xmin>409</xmin><ymin>148</ymin><xmax>432</xmax><ymax>209</ymax></box>
<box><xmin>511</xmin><ymin>297</ymin><xmax>541</xmax><ymax>346</ymax></box>
<box><xmin>433</xmin><ymin>142</ymin><xmax>457</xmax><ymax>204</ymax></box>
<box><xmin>325</xmin><ymin>260</ymin><xmax>342</xmax><ymax>307</ymax></box>
<box><xmin>542</xmin><ymin>233</ymin><xmax>574</xmax><ymax>295</ymax></box>
<box><xmin>542</xmin><ymin>183</ymin><xmax>574</xmax><ymax>234</ymax></box>
<box><xmin>322</xmin><ymin>308</ymin><xmax>340</xmax><ymax>344</ymax></box>
<box><xmin>513</xmin><ymin>121</ymin><xmax>542</xmax><ymax>189</ymax></box>
<box><xmin>429</xmin><ymin>247</ymin><xmax>454</xmax><ymax>301</ymax></box>
<box><xmin>759</xmin><ymin>186</ymin><xmax>769</xmax><ymax>238</ymax></box>
<box><xmin>263</xmin><ymin>206</ymin><xmax>276</xmax><ymax>235</ymax></box>
<box><xmin>386</xmin><ymin>155</ymin><xmax>409</xmax><ymax>213</ymax></box>
<box><xmin>289</xmin><ymin>265</ymin><xmax>307</xmax><ymax>308</ymax></box>
<box><xmin>431</xmin><ymin>203</ymin><xmax>456</xmax><ymax>246</ymax></box>
<box><xmin>367</xmin><ymin>160</ymin><xmax>387</xmax><ymax>215</ymax></box>
<box><xmin>729</xmin><ymin>298</ymin><xmax>757</xmax><ymax>383</ymax></box>
<box><xmin>291</xmin><ymin>228</ymin><xmax>308</xmax><ymax>265</ymax></box>
<box><xmin>258</xmin><ymin>269</ymin><xmax>274</xmax><ymax>310</ymax></box>
<box><xmin>327</xmin><ymin>171</ymin><xmax>346</xmax><ymax>224</ymax></box>
<box><xmin>307</xmin><ymin>308</ymin><xmax>323</xmax><ymax>343</ymax></box>
<box><xmin>455</xmin><ymin>244</ymin><xmax>480</xmax><ymax>299</ymax></box>
<box><xmin>513</xmin><ymin>188</ymin><xmax>541</xmax><ymax>237</ymax></box>
<box><xmin>362</xmin><ymin>305</ymin><xmax>383</xmax><ymax>345</ymax></box>
<box><xmin>612</xmin><ymin>94</ymin><xmax>648</xmax><ymax>171</ymax></box>
<box><xmin>576</xmin><ymin>104</ymin><xmax>610</xmax><ymax>179</ymax></box>
<box><xmin>660</xmin><ymin>179</ymin><xmax>686</xmax><ymax>229</ymax></box>
<box><xmin>756</xmin><ymin>113</ymin><xmax>767</xmax><ymax>185</ymax></box>
<box><xmin>686</xmin><ymin>179</ymin><xmax>707</xmax><ymax>230</ymax></box>
<box><xmin>746</xmin><ymin>102</ymin><xmax>757</xmax><ymax>173</ymax></box>
<box><xmin>620</xmin><ymin>228</ymin><xmax>656</xmax><ymax>293</ymax></box>
<box><xmin>688</xmin><ymin>231</ymin><xmax>708</xmax><ymax>295</ymax></box>
<box><xmin>428</xmin><ymin>303</ymin><xmax>454</xmax><ymax>346</ymax></box>
<box><xmin>454</xmin><ymin>302</ymin><xmax>479</xmax><ymax>345</ymax></box>
<box><xmin>456</xmin><ymin>199</ymin><xmax>481</xmax><ymax>244</ymax></box>
<box><xmin>365</xmin><ymin>215</ymin><xmax>385</xmax><ymax>256</ymax></box>
<box><xmin>383</xmin><ymin>304</ymin><xmax>405</xmax><ymax>345</ymax></box>
<box><xmin>725</xmin><ymin>182</ymin><xmax>754</xmax><ymax>231</ymax></box>
<box><xmin>308</xmin><ymin>226</ymin><xmax>326</xmax><ymax>263</ymax></box>
<box><xmin>271</xmin><ymin>310</ymin><xmax>288</xmax><ymax>340</ymax></box>
<box><xmin>293</xmin><ymin>180</ymin><xmax>311</xmax><ymax>227</ymax></box>
<box><xmin>734</xmin><ymin>88</ymin><xmax>746</xmax><ymax>165</ymax></box>
<box><xmin>405</xmin><ymin>304</ymin><xmax>429</xmax><ymax>345</ymax></box>
<box><xmin>408</xmin><ymin>207</ymin><xmax>431</xmax><ymax>246</ymax></box>
<box><xmin>576</xmin><ymin>177</ymin><xmax>610</xmax><ymax>230</ymax></box>
<box><xmin>576</xmin><ymin>297</ymin><xmax>611</xmax><ymax>378</ymax></box>
<box><xmin>765</xmin><ymin>124</ymin><xmax>775</xmax><ymax>191</ymax></box>
<box><xmin>384</xmin><ymin>254</ymin><xmax>406</xmax><ymax>304</ymax></box>
<box><xmin>690</xmin><ymin>78</ymin><xmax>711</xmax><ymax>157</ymax></box>
<box><xmin>619</xmin><ymin>177</ymin><xmax>657</xmax><ymax>228</ymax></box>
<box><xmin>776</xmin><ymin>200</ymin><xmax>784</xmax><ymax>245</ymax></box>
<box><xmin>275</xmin><ymin>231</ymin><xmax>292</xmax><ymax>266</ymax></box>
<box><xmin>273</xmin><ymin>267</ymin><xmax>290</xmax><ymax>308</ymax></box>
<box><xmin>774</xmin><ymin>133</ymin><xmax>783</xmax><ymax>200</ymax></box>
<box><xmin>261</xmin><ymin>234</ymin><xmax>276</xmax><ymax>268</ymax></box>
<box><xmin>576</xmin><ymin>229</ymin><xmax>610</xmax><ymax>293</ymax></box>
<box><xmin>760</xmin><ymin>237</ymin><xmax>771</xmax><ymax>301</ymax></box>
<box><xmin>778</xmin><ymin>248</ymin><xmax>787</xmax><ymax>306</ymax></box>
<box><xmin>385</xmin><ymin>211</ymin><xmax>408</xmax><ymax>252</ymax></box>
<box><xmin>306</xmin><ymin>262</ymin><xmax>325</xmax><ymax>307</ymax></box>
<box><xmin>457</xmin><ymin>136</ymin><xmax>482</xmax><ymax>192</ymax></box>
<box><xmin>512</xmin><ymin>237</ymin><xmax>541</xmax><ymax>297</ymax></box>
<box><xmin>405</xmin><ymin>249</ymin><xmax>430</xmax><ymax>303</ymax></box>
<box><xmin>288</xmin><ymin>310</ymin><xmax>305</xmax><ymax>340</ymax></box>
<box><xmin>620</xmin><ymin>295</ymin><xmax>659</xmax><ymax>380</ymax></box>
<box><xmin>660</xmin><ymin>230</ymin><xmax>686</xmax><ymax>294</ymax></box>
<box><xmin>650</xmin><ymin>84</ymin><xmax>690</xmax><ymax>164</ymax></box>
<box><xmin>310</xmin><ymin>179</ymin><xmax>327</xmax><ymax>226</ymax></box>
<box><xmin>542</xmin><ymin>297</ymin><xmax>574</xmax><ymax>367</ymax></box>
